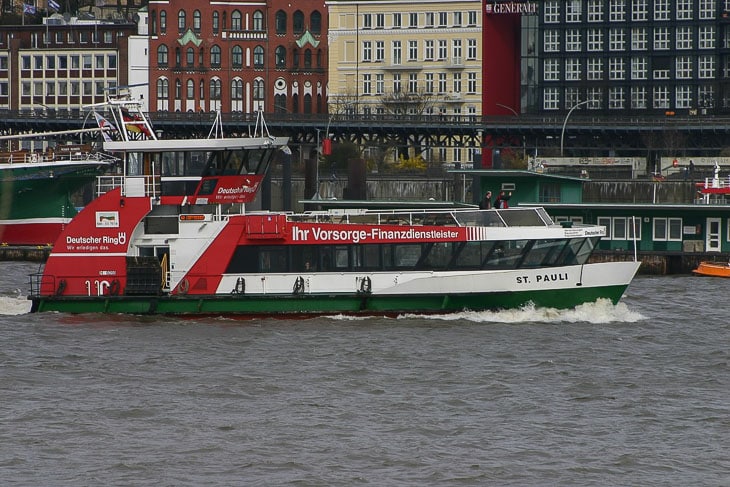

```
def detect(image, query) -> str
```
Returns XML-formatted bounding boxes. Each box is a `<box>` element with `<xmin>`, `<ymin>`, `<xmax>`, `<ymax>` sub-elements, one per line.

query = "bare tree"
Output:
<box><xmin>327</xmin><ymin>89</ymin><xmax>359</xmax><ymax>116</ymax></box>
<box><xmin>379</xmin><ymin>89</ymin><xmax>436</xmax><ymax>116</ymax></box>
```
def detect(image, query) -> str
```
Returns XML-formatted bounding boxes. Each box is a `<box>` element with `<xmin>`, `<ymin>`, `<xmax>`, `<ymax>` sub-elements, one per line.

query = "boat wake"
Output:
<box><xmin>395</xmin><ymin>299</ymin><xmax>646</xmax><ymax>324</ymax></box>
<box><xmin>0</xmin><ymin>294</ymin><xmax>32</xmax><ymax>315</ymax></box>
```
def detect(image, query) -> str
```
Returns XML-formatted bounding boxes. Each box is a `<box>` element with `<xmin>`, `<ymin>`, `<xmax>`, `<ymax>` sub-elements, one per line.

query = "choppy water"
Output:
<box><xmin>1</xmin><ymin>261</ymin><xmax>728</xmax><ymax>486</ymax></box>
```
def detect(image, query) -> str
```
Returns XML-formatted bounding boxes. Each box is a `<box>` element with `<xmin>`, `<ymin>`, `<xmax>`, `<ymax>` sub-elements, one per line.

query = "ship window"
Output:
<box><xmin>419</xmin><ymin>242</ymin><xmax>453</xmax><ymax>270</ymax></box>
<box><xmin>260</xmin><ymin>247</ymin><xmax>287</xmax><ymax>272</ymax></box>
<box><xmin>521</xmin><ymin>239</ymin><xmax>568</xmax><ymax>267</ymax></box>
<box><xmin>454</xmin><ymin>241</ymin><xmax>491</xmax><ymax>268</ymax></box>
<box><xmin>484</xmin><ymin>240</ymin><xmax>529</xmax><ymax>268</ymax></box>
<box><xmin>226</xmin><ymin>246</ymin><xmax>258</xmax><ymax>273</ymax></box>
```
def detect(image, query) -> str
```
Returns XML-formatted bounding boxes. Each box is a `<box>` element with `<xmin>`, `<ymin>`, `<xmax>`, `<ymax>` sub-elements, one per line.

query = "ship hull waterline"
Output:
<box><xmin>30</xmin><ymin>283</ymin><xmax>632</xmax><ymax>316</ymax></box>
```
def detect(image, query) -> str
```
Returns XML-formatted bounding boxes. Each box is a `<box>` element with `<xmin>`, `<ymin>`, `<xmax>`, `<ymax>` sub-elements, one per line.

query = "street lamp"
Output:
<box><xmin>560</xmin><ymin>99</ymin><xmax>592</xmax><ymax>157</ymax></box>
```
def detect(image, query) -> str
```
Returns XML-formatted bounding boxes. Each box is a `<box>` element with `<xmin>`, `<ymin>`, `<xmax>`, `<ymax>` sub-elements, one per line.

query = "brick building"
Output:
<box><xmin>147</xmin><ymin>0</ymin><xmax>328</xmax><ymax>113</ymax></box>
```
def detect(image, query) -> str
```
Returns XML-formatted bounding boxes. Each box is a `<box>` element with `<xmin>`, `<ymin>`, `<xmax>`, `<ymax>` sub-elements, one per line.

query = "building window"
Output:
<box><xmin>467</xmin><ymin>72</ymin><xmax>477</xmax><ymax>93</ymax></box>
<box><xmin>187</xmin><ymin>79</ymin><xmax>194</xmax><ymax>99</ymax></box>
<box><xmin>232</xmin><ymin>46</ymin><xmax>242</xmax><ymax>68</ymax></box>
<box><xmin>676</xmin><ymin>27</ymin><xmax>692</xmax><ymax>50</ymax></box>
<box><xmin>631</xmin><ymin>86</ymin><xmax>647</xmax><ymax>109</ymax></box>
<box><xmin>609</xmin><ymin>58</ymin><xmax>625</xmax><ymax>80</ymax></box>
<box><xmin>438</xmin><ymin>73</ymin><xmax>447</xmax><ymax>93</ymax></box>
<box><xmin>587</xmin><ymin>58</ymin><xmax>603</xmax><ymax>80</ymax></box>
<box><xmin>409</xmin><ymin>12</ymin><xmax>418</xmax><ymax>28</ymax></box>
<box><xmin>376</xmin><ymin>74</ymin><xmax>384</xmax><ymax>94</ymax></box>
<box><xmin>363</xmin><ymin>73</ymin><xmax>371</xmax><ymax>95</ymax></box>
<box><xmin>676</xmin><ymin>0</ymin><xmax>692</xmax><ymax>19</ymax></box>
<box><xmin>231</xmin><ymin>79</ymin><xmax>242</xmax><ymax>101</ymax></box>
<box><xmin>631</xmin><ymin>56</ymin><xmax>648</xmax><ymax>79</ymax></box>
<box><xmin>275</xmin><ymin>11</ymin><xmax>286</xmax><ymax>34</ymax></box>
<box><xmin>376</xmin><ymin>13</ymin><xmax>384</xmax><ymax>29</ymax></box>
<box><xmin>699</xmin><ymin>26</ymin><xmax>716</xmax><ymax>49</ymax></box>
<box><xmin>193</xmin><ymin>10</ymin><xmax>201</xmax><ymax>32</ymax></box>
<box><xmin>676</xmin><ymin>86</ymin><xmax>692</xmax><ymax>108</ymax></box>
<box><xmin>654</xmin><ymin>0</ymin><xmax>669</xmax><ymax>21</ymax></box>
<box><xmin>653</xmin><ymin>218</ymin><xmax>682</xmax><ymax>241</ymax></box>
<box><xmin>425</xmin><ymin>73</ymin><xmax>434</xmax><ymax>93</ymax></box>
<box><xmin>409</xmin><ymin>73</ymin><xmax>418</xmax><ymax>93</ymax></box>
<box><xmin>676</xmin><ymin>56</ymin><xmax>692</xmax><ymax>79</ymax></box>
<box><xmin>565</xmin><ymin>59</ymin><xmax>581</xmax><ymax>81</ymax></box>
<box><xmin>609</xmin><ymin>28</ymin><xmax>625</xmax><ymax>51</ymax></box>
<box><xmin>178</xmin><ymin>10</ymin><xmax>185</xmax><ymax>31</ymax></box>
<box><xmin>438</xmin><ymin>40</ymin><xmax>447</xmax><ymax>60</ymax></box>
<box><xmin>156</xmin><ymin>78</ymin><xmax>169</xmax><ymax>101</ymax></box>
<box><xmin>453</xmin><ymin>11</ymin><xmax>462</xmax><ymax>27</ymax></box>
<box><xmin>213</xmin><ymin>12</ymin><xmax>219</xmax><ymax>33</ymax></box>
<box><xmin>609</xmin><ymin>87</ymin><xmax>625</xmax><ymax>109</ymax></box>
<box><xmin>699</xmin><ymin>0</ymin><xmax>715</xmax><ymax>19</ymax></box>
<box><xmin>631</xmin><ymin>27</ymin><xmax>647</xmax><ymax>50</ymax></box>
<box><xmin>566</xmin><ymin>1</ymin><xmax>581</xmax><ymax>22</ymax></box>
<box><xmin>609</xmin><ymin>0</ymin><xmax>626</xmax><ymax>21</ymax></box>
<box><xmin>587</xmin><ymin>0</ymin><xmax>603</xmax><ymax>21</ymax></box>
<box><xmin>544</xmin><ymin>1</ymin><xmax>559</xmax><ymax>23</ymax></box>
<box><xmin>654</xmin><ymin>27</ymin><xmax>670</xmax><ymax>50</ymax></box>
<box><xmin>157</xmin><ymin>45</ymin><xmax>168</xmax><ymax>66</ymax></box>
<box><xmin>363</xmin><ymin>13</ymin><xmax>371</xmax><ymax>29</ymax></box>
<box><xmin>211</xmin><ymin>45</ymin><xmax>221</xmax><ymax>67</ymax></box>
<box><xmin>393</xmin><ymin>73</ymin><xmax>401</xmax><ymax>93</ymax></box>
<box><xmin>543</xmin><ymin>87</ymin><xmax>559</xmax><ymax>109</ymax></box>
<box><xmin>210</xmin><ymin>78</ymin><xmax>221</xmax><ymax>100</ymax></box>
<box><xmin>311</xmin><ymin>11</ymin><xmax>321</xmax><ymax>34</ymax></box>
<box><xmin>566</xmin><ymin>29</ymin><xmax>581</xmax><ymax>51</ymax></box>
<box><xmin>392</xmin><ymin>13</ymin><xmax>401</xmax><ymax>28</ymax></box>
<box><xmin>468</xmin><ymin>10</ymin><xmax>477</xmax><ymax>26</ymax></box>
<box><xmin>275</xmin><ymin>46</ymin><xmax>286</xmax><ymax>69</ymax></box>
<box><xmin>467</xmin><ymin>39</ymin><xmax>477</xmax><ymax>60</ymax></box>
<box><xmin>392</xmin><ymin>40</ymin><xmax>402</xmax><ymax>65</ymax></box>
<box><xmin>362</xmin><ymin>41</ymin><xmax>372</xmax><ymax>62</ymax></box>
<box><xmin>231</xmin><ymin>10</ymin><xmax>241</xmax><ymax>31</ymax></box>
<box><xmin>160</xmin><ymin>10</ymin><xmax>167</xmax><ymax>33</ymax></box>
<box><xmin>438</xmin><ymin>12</ymin><xmax>447</xmax><ymax>27</ymax></box>
<box><xmin>254</xmin><ymin>46</ymin><xmax>264</xmax><ymax>68</ymax></box>
<box><xmin>631</xmin><ymin>0</ymin><xmax>647</xmax><ymax>20</ymax></box>
<box><xmin>426</xmin><ymin>12</ymin><xmax>436</xmax><ymax>28</ymax></box>
<box><xmin>375</xmin><ymin>41</ymin><xmax>384</xmax><ymax>62</ymax></box>
<box><xmin>544</xmin><ymin>59</ymin><xmax>560</xmax><ymax>81</ymax></box>
<box><xmin>186</xmin><ymin>47</ymin><xmax>194</xmax><ymax>67</ymax></box>
<box><xmin>699</xmin><ymin>56</ymin><xmax>715</xmax><ymax>79</ymax></box>
<box><xmin>253</xmin><ymin>10</ymin><xmax>264</xmax><ymax>31</ymax></box>
<box><xmin>424</xmin><ymin>40</ymin><xmax>434</xmax><ymax>60</ymax></box>
<box><xmin>653</xmin><ymin>85</ymin><xmax>670</xmax><ymax>109</ymax></box>
<box><xmin>452</xmin><ymin>39</ymin><xmax>462</xmax><ymax>63</ymax></box>
<box><xmin>452</xmin><ymin>72</ymin><xmax>461</xmax><ymax>93</ymax></box>
<box><xmin>544</xmin><ymin>30</ymin><xmax>560</xmax><ymax>52</ymax></box>
<box><xmin>408</xmin><ymin>40</ymin><xmax>417</xmax><ymax>61</ymax></box>
<box><xmin>175</xmin><ymin>79</ymin><xmax>182</xmax><ymax>100</ymax></box>
<box><xmin>587</xmin><ymin>29</ymin><xmax>603</xmax><ymax>51</ymax></box>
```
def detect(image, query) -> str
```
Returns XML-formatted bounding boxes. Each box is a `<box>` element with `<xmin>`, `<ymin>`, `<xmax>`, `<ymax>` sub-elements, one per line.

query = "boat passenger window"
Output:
<box><xmin>334</xmin><ymin>246</ymin><xmax>349</xmax><ymax>269</ymax></box>
<box><xmin>521</xmin><ymin>239</ymin><xmax>568</xmax><ymax>267</ymax></box>
<box><xmin>484</xmin><ymin>239</ymin><xmax>529</xmax><ymax>268</ymax></box>
<box><xmin>390</xmin><ymin>244</ymin><xmax>421</xmax><ymax>269</ymax></box>
<box><xmin>259</xmin><ymin>247</ymin><xmax>287</xmax><ymax>273</ymax></box>
<box><xmin>453</xmin><ymin>241</ymin><xmax>491</xmax><ymax>269</ymax></box>
<box><xmin>419</xmin><ymin>242</ymin><xmax>453</xmax><ymax>270</ymax></box>
<box><xmin>565</xmin><ymin>237</ymin><xmax>597</xmax><ymax>265</ymax></box>
<box><xmin>126</xmin><ymin>152</ymin><xmax>144</xmax><ymax>175</ymax></box>
<box><xmin>356</xmin><ymin>244</ymin><xmax>381</xmax><ymax>270</ymax></box>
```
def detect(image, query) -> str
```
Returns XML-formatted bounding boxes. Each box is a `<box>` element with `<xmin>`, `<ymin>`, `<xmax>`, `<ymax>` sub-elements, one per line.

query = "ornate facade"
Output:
<box><xmin>147</xmin><ymin>0</ymin><xmax>328</xmax><ymax>113</ymax></box>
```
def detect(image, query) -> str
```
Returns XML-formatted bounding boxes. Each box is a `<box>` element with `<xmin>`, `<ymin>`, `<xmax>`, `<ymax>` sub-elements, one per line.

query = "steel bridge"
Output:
<box><xmin>1</xmin><ymin>108</ymin><xmax>730</xmax><ymax>157</ymax></box>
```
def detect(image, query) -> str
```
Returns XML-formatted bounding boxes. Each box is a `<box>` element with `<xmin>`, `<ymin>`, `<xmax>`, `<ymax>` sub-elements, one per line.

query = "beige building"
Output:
<box><xmin>326</xmin><ymin>0</ymin><xmax>482</xmax><ymax>165</ymax></box>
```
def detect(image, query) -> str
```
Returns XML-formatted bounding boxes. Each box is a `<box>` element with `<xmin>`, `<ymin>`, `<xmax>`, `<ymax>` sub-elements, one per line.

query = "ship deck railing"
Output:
<box><xmin>1</xmin><ymin>149</ymin><xmax>117</xmax><ymax>165</ymax></box>
<box><xmin>286</xmin><ymin>207</ymin><xmax>556</xmax><ymax>228</ymax></box>
<box><xmin>96</xmin><ymin>175</ymin><xmax>161</xmax><ymax>198</ymax></box>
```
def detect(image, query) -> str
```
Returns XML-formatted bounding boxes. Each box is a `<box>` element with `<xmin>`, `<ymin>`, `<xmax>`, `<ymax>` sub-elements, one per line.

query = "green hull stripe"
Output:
<box><xmin>32</xmin><ymin>285</ymin><xmax>629</xmax><ymax>315</ymax></box>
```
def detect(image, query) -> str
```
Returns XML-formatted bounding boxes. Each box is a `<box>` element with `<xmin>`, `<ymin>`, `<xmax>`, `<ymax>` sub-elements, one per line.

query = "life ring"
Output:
<box><xmin>108</xmin><ymin>279</ymin><xmax>121</xmax><ymax>296</ymax></box>
<box><xmin>178</xmin><ymin>278</ymin><xmax>190</xmax><ymax>295</ymax></box>
<box><xmin>359</xmin><ymin>276</ymin><xmax>372</xmax><ymax>294</ymax></box>
<box><xmin>293</xmin><ymin>276</ymin><xmax>305</xmax><ymax>295</ymax></box>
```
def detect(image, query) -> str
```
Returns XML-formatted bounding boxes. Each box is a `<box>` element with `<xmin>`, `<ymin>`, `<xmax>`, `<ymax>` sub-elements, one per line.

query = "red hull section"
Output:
<box><xmin>39</xmin><ymin>189</ymin><xmax>152</xmax><ymax>297</ymax></box>
<box><xmin>0</xmin><ymin>221</ymin><xmax>67</xmax><ymax>246</ymax></box>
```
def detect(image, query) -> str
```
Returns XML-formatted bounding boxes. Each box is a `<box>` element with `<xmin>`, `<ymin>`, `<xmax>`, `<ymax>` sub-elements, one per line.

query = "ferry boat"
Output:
<box><xmin>0</xmin><ymin>135</ymin><xmax>117</xmax><ymax>246</ymax></box>
<box><xmin>28</xmin><ymin>103</ymin><xmax>640</xmax><ymax>316</ymax></box>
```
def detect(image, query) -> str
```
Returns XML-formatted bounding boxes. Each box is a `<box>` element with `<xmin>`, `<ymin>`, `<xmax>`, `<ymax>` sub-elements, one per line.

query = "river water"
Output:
<box><xmin>0</xmin><ymin>261</ymin><xmax>727</xmax><ymax>486</ymax></box>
